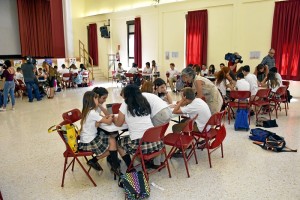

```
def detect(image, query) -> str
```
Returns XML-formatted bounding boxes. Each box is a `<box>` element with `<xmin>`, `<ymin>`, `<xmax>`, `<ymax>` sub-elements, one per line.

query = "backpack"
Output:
<box><xmin>252</xmin><ymin>131</ymin><xmax>297</xmax><ymax>153</ymax></box>
<box><xmin>234</xmin><ymin>109</ymin><xmax>249</xmax><ymax>131</ymax></box>
<box><xmin>256</xmin><ymin>117</ymin><xmax>278</xmax><ymax>128</ymax></box>
<box><xmin>121</xmin><ymin>171</ymin><xmax>150</xmax><ymax>200</ymax></box>
<box><xmin>249</xmin><ymin>128</ymin><xmax>274</xmax><ymax>142</ymax></box>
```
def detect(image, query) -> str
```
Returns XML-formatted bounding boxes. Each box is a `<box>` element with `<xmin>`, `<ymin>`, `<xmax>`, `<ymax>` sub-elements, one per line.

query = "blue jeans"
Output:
<box><xmin>3</xmin><ymin>81</ymin><xmax>15</xmax><ymax>108</ymax></box>
<box><xmin>25</xmin><ymin>81</ymin><xmax>41</xmax><ymax>101</ymax></box>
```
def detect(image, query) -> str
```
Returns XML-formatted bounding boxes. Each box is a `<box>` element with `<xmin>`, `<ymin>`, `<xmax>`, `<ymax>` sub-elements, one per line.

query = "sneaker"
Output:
<box><xmin>0</xmin><ymin>108</ymin><xmax>6</xmax><ymax>112</ymax></box>
<box><xmin>171</xmin><ymin>150</ymin><xmax>186</xmax><ymax>158</ymax></box>
<box><xmin>11</xmin><ymin>107</ymin><xmax>15</xmax><ymax>111</ymax></box>
<box><xmin>87</xmin><ymin>159</ymin><xmax>103</xmax><ymax>171</ymax></box>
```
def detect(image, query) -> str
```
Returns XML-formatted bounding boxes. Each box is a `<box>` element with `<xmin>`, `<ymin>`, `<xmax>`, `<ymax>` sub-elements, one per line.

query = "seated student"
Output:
<box><xmin>269</xmin><ymin>67</ymin><xmax>282</xmax><ymax>86</ymax></box>
<box><xmin>201</xmin><ymin>64</ymin><xmax>208</xmax><ymax>76</ymax></box>
<box><xmin>153</xmin><ymin>78</ymin><xmax>173</xmax><ymax>104</ymax></box>
<box><xmin>140</xmin><ymin>80</ymin><xmax>154</xmax><ymax>93</ymax></box>
<box><xmin>142</xmin><ymin>62</ymin><xmax>152</xmax><ymax>81</ymax></box>
<box><xmin>114</xmin><ymin>85</ymin><xmax>164</xmax><ymax>172</ymax></box>
<box><xmin>254</xmin><ymin>64</ymin><xmax>268</xmax><ymax>85</ymax></box>
<box><xmin>208</xmin><ymin>64</ymin><xmax>215</xmax><ymax>76</ymax></box>
<box><xmin>78</xmin><ymin>91</ymin><xmax>121</xmax><ymax>175</ymax></box>
<box><xmin>235</xmin><ymin>72</ymin><xmax>250</xmax><ymax>91</ymax></box>
<box><xmin>127</xmin><ymin>63</ymin><xmax>138</xmax><ymax>74</ymax></box>
<box><xmin>69</xmin><ymin>64</ymin><xmax>78</xmax><ymax>74</ymax></box>
<box><xmin>37</xmin><ymin>68</ymin><xmax>46</xmax><ymax>80</ymax></box>
<box><xmin>242</xmin><ymin>65</ymin><xmax>258</xmax><ymax>101</ymax></box>
<box><xmin>116</xmin><ymin>63</ymin><xmax>125</xmax><ymax>81</ymax></box>
<box><xmin>262</xmin><ymin>72</ymin><xmax>280</xmax><ymax>98</ymax></box>
<box><xmin>14</xmin><ymin>67</ymin><xmax>26</xmax><ymax>98</ymax></box>
<box><xmin>172</xmin><ymin>87</ymin><xmax>211</xmax><ymax>133</ymax></box>
<box><xmin>166</xmin><ymin>63</ymin><xmax>180</xmax><ymax>93</ymax></box>
<box><xmin>92</xmin><ymin>87</ymin><xmax>110</xmax><ymax>116</ymax></box>
<box><xmin>193</xmin><ymin>64</ymin><xmax>201</xmax><ymax>76</ymax></box>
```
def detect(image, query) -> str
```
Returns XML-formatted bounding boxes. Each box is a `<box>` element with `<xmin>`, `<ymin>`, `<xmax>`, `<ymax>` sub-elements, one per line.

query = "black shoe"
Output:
<box><xmin>87</xmin><ymin>159</ymin><xmax>103</xmax><ymax>171</ymax></box>
<box><xmin>107</xmin><ymin>155</ymin><xmax>121</xmax><ymax>166</ymax></box>
<box><xmin>250</xmin><ymin>110</ymin><xmax>255</xmax><ymax>116</ymax></box>
<box><xmin>111</xmin><ymin>166</ymin><xmax>122</xmax><ymax>177</ymax></box>
<box><xmin>145</xmin><ymin>160</ymin><xmax>160</xmax><ymax>169</ymax></box>
<box><xmin>171</xmin><ymin>150</ymin><xmax>186</xmax><ymax>158</ymax></box>
<box><xmin>172</xmin><ymin>90</ymin><xmax>176</xmax><ymax>93</ymax></box>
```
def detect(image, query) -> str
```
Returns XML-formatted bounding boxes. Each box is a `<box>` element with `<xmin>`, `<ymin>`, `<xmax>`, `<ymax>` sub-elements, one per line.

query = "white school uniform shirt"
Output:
<box><xmin>236</xmin><ymin>79</ymin><xmax>250</xmax><ymax>91</ymax></box>
<box><xmin>275</xmin><ymin>73</ymin><xmax>283</xmax><ymax>86</ymax></box>
<box><xmin>217</xmin><ymin>79</ymin><xmax>230</xmax><ymax>96</ymax></box>
<box><xmin>180</xmin><ymin>98</ymin><xmax>211</xmax><ymax>132</ymax></box>
<box><xmin>15</xmin><ymin>72</ymin><xmax>24</xmax><ymax>80</ymax></box>
<box><xmin>201</xmin><ymin>69</ymin><xmax>209</xmax><ymax>76</ymax></box>
<box><xmin>119</xmin><ymin>102</ymin><xmax>153</xmax><ymax>140</ymax></box>
<box><xmin>59</xmin><ymin>68</ymin><xmax>70</xmax><ymax>75</ymax></box>
<box><xmin>143</xmin><ymin>67</ymin><xmax>152</xmax><ymax>74</ymax></box>
<box><xmin>142</xmin><ymin>92</ymin><xmax>169</xmax><ymax>117</ymax></box>
<box><xmin>267</xmin><ymin>80</ymin><xmax>280</xmax><ymax>93</ymax></box>
<box><xmin>167</xmin><ymin>69</ymin><xmax>179</xmax><ymax>78</ymax></box>
<box><xmin>80</xmin><ymin>110</ymin><xmax>102</xmax><ymax>143</ymax></box>
<box><xmin>70</xmin><ymin>68</ymin><xmax>79</xmax><ymax>74</ymax></box>
<box><xmin>116</xmin><ymin>66</ymin><xmax>124</xmax><ymax>74</ymax></box>
<box><xmin>244</xmin><ymin>73</ymin><xmax>258</xmax><ymax>96</ymax></box>
<box><xmin>128</xmin><ymin>67</ymin><xmax>138</xmax><ymax>74</ymax></box>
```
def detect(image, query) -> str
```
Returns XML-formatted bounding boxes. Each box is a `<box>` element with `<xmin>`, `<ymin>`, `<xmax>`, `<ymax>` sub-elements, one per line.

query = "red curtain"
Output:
<box><xmin>134</xmin><ymin>17</ymin><xmax>142</xmax><ymax>68</ymax></box>
<box><xmin>50</xmin><ymin>0</ymin><xmax>65</xmax><ymax>58</ymax></box>
<box><xmin>186</xmin><ymin>10</ymin><xmax>208</xmax><ymax>66</ymax></box>
<box><xmin>17</xmin><ymin>0</ymin><xmax>65</xmax><ymax>58</ymax></box>
<box><xmin>271</xmin><ymin>1</ymin><xmax>300</xmax><ymax>81</ymax></box>
<box><xmin>88</xmin><ymin>23</ymin><xmax>99</xmax><ymax>66</ymax></box>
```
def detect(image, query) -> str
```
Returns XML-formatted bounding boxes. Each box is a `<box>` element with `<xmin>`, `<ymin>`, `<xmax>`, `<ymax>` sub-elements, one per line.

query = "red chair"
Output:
<box><xmin>164</xmin><ymin>116</ymin><xmax>198</xmax><ymax>178</ymax></box>
<box><xmin>191</xmin><ymin>111</ymin><xmax>226</xmax><ymax>168</ymax></box>
<box><xmin>270</xmin><ymin>86</ymin><xmax>288</xmax><ymax>118</ymax></box>
<box><xmin>59</xmin><ymin>109</ymin><xmax>96</xmax><ymax>187</ymax></box>
<box><xmin>282</xmin><ymin>80</ymin><xmax>290</xmax><ymax>109</ymax></box>
<box><xmin>227</xmin><ymin>91</ymin><xmax>251</xmax><ymax>124</ymax></box>
<box><xmin>127</xmin><ymin>123</ymin><xmax>171</xmax><ymax>181</ymax></box>
<box><xmin>62</xmin><ymin>73</ymin><xmax>72</xmax><ymax>88</ymax></box>
<box><xmin>111</xmin><ymin>103</ymin><xmax>121</xmax><ymax>114</ymax></box>
<box><xmin>250</xmin><ymin>88</ymin><xmax>271</xmax><ymax>121</ymax></box>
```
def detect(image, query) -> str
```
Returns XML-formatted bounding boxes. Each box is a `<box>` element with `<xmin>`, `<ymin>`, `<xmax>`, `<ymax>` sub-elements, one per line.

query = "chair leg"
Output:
<box><xmin>181</xmin><ymin>147</ymin><xmax>190</xmax><ymax>178</ymax></box>
<box><xmin>163</xmin><ymin>150</ymin><xmax>172</xmax><ymax>178</ymax></box>
<box><xmin>75</xmin><ymin>157</ymin><xmax>97</xmax><ymax>187</ymax></box>
<box><xmin>207</xmin><ymin>147</ymin><xmax>212</xmax><ymax>168</ymax></box>
<box><xmin>221</xmin><ymin>143</ymin><xmax>224</xmax><ymax>158</ymax></box>
<box><xmin>71</xmin><ymin>158</ymin><xmax>75</xmax><ymax>171</ymax></box>
<box><xmin>61</xmin><ymin>157</ymin><xmax>68</xmax><ymax>187</ymax></box>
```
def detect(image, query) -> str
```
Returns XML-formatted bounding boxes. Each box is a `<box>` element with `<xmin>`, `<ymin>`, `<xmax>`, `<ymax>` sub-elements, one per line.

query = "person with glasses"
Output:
<box><xmin>261</xmin><ymin>48</ymin><xmax>275</xmax><ymax>70</ymax></box>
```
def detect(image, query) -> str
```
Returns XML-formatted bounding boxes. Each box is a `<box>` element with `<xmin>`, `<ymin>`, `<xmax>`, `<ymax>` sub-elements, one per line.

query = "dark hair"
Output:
<box><xmin>62</xmin><ymin>64</ymin><xmax>66</xmax><ymax>69</ymax></box>
<box><xmin>17</xmin><ymin>67</ymin><xmax>21</xmax><ymax>72</ymax></box>
<box><xmin>123</xmin><ymin>84</ymin><xmax>151</xmax><ymax>117</ymax></box>
<box><xmin>146</xmin><ymin>62</ymin><xmax>150</xmax><ymax>67</ymax></box>
<box><xmin>187</xmin><ymin>64</ymin><xmax>193</xmax><ymax>68</ymax></box>
<box><xmin>220</xmin><ymin>63</ymin><xmax>225</xmax><ymax>67</ymax></box>
<box><xmin>242</xmin><ymin>65</ymin><xmax>250</xmax><ymax>72</ymax></box>
<box><xmin>269</xmin><ymin>67</ymin><xmax>278</xmax><ymax>73</ymax></box>
<box><xmin>4</xmin><ymin>60</ymin><xmax>11</xmax><ymax>68</ymax></box>
<box><xmin>153</xmin><ymin>78</ymin><xmax>167</xmax><ymax>97</ymax></box>
<box><xmin>267</xmin><ymin>72</ymin><xmax>280</xmax><ymax>89</ymax></box>
<box><xmin>92</xmin><ymin>87</ymin><xmax>108</xmax><ymax>97</ymax></box>
<box><xmin>80</xmin><ymin>64</ymin><xmax>86</xmax><ymax>70</ymax></box>
<box><xmin>132</xmin><ymin>63</ymin><xmax>138</xmax><ymax>68</ymax></box>
<box><xmin>256</xmin><ymin>64</ymin><xmax>264</xmax><ymax>71</ymax></box>
<box><xmin>170</xmin><ymin>63</ymin><xmax>175</xmax><ymax>67</ymax></box>
<box><xmin>236</xmin><ymin>72</ymin><xmax>244</xmax><ymax>79</ymax></box>
<box><xmin>209</xmin><ymin>64</ymin><xmax>215</xmax><ymax>74</ymax></box>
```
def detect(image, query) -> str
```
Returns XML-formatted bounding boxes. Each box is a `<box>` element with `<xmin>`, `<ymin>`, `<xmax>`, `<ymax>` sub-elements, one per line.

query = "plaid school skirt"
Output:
<box><xmin>118</xmin><ymin>135</ymin><xmax>164</xmax><ymax>155</ymax></box>
<box><xmin>78</xmin><ymin>131</ymin><xmax>110</xmax><ymax>156</ymax></box>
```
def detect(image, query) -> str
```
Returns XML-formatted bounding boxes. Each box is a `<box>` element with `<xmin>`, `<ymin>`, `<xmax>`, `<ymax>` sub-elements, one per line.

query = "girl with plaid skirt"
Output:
<box><xmin>113</xmin><ymin>85</ymin><xmax>164</xmax><ymax>171</ymax></box>
<box><xmin>78</xmin><ymin>91</ymin><xmax>121</xmax><ymax>175</ymax></box>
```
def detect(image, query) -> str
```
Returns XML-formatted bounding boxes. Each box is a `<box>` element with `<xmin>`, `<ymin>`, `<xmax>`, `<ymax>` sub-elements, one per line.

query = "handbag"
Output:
<box><xmin>48</xmin><ymin>124</ymin><xmax>79</xmax><ymax>152</ymax></box>
<box><xmin>121</xmin><ymin>171</ymin><xmax>150</xmax><ymax>200</ymax></box>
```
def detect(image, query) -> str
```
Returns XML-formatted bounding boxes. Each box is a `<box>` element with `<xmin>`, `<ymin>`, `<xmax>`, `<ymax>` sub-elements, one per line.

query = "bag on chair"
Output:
<box><xmin>121</xmin><ymin>171</ymin><xmax>150</xmax><ymax>200</ymax></box>
<box><xmin>48</xmin><ymin>124</ymin><xmax>79</xmax><ymax>152</ymax></box>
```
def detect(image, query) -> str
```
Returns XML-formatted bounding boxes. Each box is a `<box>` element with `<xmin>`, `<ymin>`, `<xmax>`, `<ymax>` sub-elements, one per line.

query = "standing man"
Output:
<box><xmin>261</xmin><ymin>48</ymin><xmax>275</xmax><ymax>70</ymax></box>
<box><xmin>21</xmin><ymin>56</ymin><xmax>41</xmax><ymax>102</ymax></box>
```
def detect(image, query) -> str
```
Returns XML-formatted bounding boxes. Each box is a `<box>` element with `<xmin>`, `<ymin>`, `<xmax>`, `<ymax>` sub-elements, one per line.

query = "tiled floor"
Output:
<box><xmin>0</xmin><ymin>80</ymin><xmax>299</xmax><ymax>200</ymax></box>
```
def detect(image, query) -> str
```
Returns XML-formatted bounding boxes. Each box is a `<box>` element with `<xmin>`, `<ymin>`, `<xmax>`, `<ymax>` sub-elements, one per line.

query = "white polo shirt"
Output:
<box><xmin>236</xmin><ymin>79</ymin><xmax>250</xmax><ymax>91</ymax></box>
<box><xmin>244</xmin><ymin>73</ymin><xmax>258</xmax><ymax>96</ymax></box>
<box><xmin>80</xmin><ymin>110</ymin><xmax>102</xmax><ymax>143</ymax></box>
<box><xmin>181</xmin><ymin>98</ymin><xmax>211</xmax><ymax>132</ymax></box>
<box><xmin>142</xmin><ymin>92</ymin><xmax>169</xmax><ymax>117</ymax></box>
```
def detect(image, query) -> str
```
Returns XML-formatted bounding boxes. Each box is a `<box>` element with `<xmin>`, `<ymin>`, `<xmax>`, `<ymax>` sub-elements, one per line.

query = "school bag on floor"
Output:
<box><xmin>234</xmin><ymin>109</ymin><xmax>249</xmax><ymax>131</ymax></box>
<box><xmin>121</xmin><ymin>171</ymin><xmax>150</xmax><ymax>200</ymax></box>
<box><xmin>250</xmin><ymin>129</ymin><xmax>297</xmax><ymax>153</ymax></box>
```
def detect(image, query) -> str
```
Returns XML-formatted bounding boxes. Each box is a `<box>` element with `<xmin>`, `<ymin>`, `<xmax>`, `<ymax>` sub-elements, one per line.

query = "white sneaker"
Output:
<box><xmin>0</xmin><ymin>108</ymin><xmax>6</xmax><ymax>112</ymax></box>
<box><xmin>11</xmin><ymin>107</ymin><xmax>15</xmax><ymax>111</ymax></box>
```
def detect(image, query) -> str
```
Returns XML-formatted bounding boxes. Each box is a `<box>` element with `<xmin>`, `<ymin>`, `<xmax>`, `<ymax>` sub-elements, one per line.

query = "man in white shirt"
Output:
<box><xmin>236</xmin><ymin>72</ymin><xmax>250</xmax><ymax>91</ymax></box>
<box><xmin>127</xmin><ymin>63</ymin><xmax>138</xmax><ymax>74</ymax></box>
<box><xmin>201</xmin><ymin>64</ymin><xmax>208</xmax><ymax>76</ymax></box>
<box><xmin>142</xmin><ymin>62</ymin><xmax>152</xmax><ymax>81</ymax></box>
<box><xmin>242</xmin><ymin>65</ymin><xmax>258</xmax><ymax>101</ymax></box>
<box><xmin>166</xmin><ymin>63</ymin><xmax>179</xmax><ymax>92</ymax></box>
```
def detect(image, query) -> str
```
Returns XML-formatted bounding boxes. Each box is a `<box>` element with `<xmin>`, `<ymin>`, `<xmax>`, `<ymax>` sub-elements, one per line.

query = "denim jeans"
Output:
<box><xmin>25</xmin><ymin>81</ymin><xmax>40</xmax><ymax>101</ymax></box>
<box><xmin>3</xmin><ymin>81</ymin><xmax>15</xmax><ymax>108</ymax></box>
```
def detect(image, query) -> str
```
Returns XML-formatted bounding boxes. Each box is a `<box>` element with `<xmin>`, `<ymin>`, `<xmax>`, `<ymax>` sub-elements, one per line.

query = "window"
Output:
<box><xmin>127</xmin><ymin>20</ymin><xmax>135</xmax><ymax>68</ymax></box>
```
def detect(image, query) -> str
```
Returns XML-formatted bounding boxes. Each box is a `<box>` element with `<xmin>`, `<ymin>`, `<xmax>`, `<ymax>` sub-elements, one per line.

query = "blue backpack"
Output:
<box><xmin>249</xmin><ymin>128</ymin><xmax>273</xmax><ymax>142</ymax></box>
<box><xmin>234</xmin><ymin>109</ymin><xmax>249</xmax><ymax>131</ymax></box>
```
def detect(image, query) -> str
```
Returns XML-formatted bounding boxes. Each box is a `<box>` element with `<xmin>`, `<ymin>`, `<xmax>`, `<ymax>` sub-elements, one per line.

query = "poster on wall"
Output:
<box><xmin>14</xmin><ymin>60</ymin><xmax>23</xmax><ymax>67</ymax></box>
<box><xmin>249</xmin><ymin>51</ymin><xmax>260</xmax><ymax>59</ymax></box>
<box><xmin>69</xmin><ymin>58</ymin><xmax>76</xmax><ymax>65</ymax></box>
<box><xmin>172</xmin><ymin>52</ymin><xmax>178</xmax><ymax>58</ymax></box>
